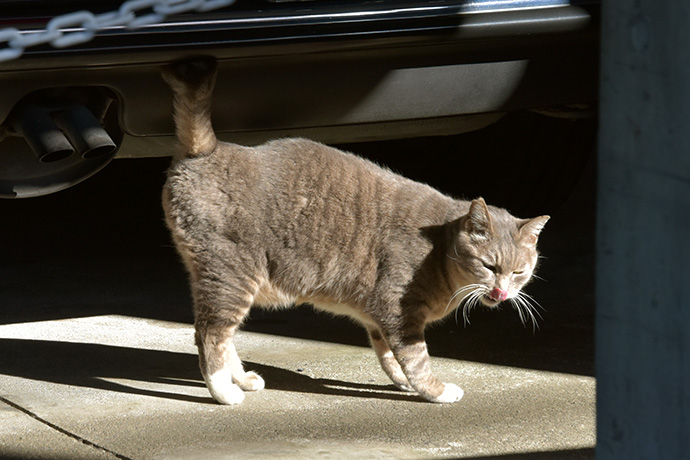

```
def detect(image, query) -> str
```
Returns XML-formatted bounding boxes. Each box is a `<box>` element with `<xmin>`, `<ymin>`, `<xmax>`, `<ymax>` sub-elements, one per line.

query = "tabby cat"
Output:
<box><xmin>161</xmin><ymin>58</ymin><xmax>549</xmax><ymax>405</ymax></box>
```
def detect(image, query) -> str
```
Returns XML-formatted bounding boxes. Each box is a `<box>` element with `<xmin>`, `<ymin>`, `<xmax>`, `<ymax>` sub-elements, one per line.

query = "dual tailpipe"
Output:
<box><xmin>12</xmin><ymin>102</ymin><xmax>116</xmax><ymax>163</ymax></box>
<box><xmin>0</xmin><ymin>90</ymin><xmax>122</xmax><ymax>198</ymax></box>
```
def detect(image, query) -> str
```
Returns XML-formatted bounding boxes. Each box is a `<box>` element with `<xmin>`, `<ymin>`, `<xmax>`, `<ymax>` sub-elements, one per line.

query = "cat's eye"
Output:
<box><xmin>513</xmin><ymin>270</ymin><xmax>525</xmax><ymax>275</ymax></box>
<box><xmin>482</xmin><ymin>262</ymin><xmax>497</xmax><ymax>273</ymax></box>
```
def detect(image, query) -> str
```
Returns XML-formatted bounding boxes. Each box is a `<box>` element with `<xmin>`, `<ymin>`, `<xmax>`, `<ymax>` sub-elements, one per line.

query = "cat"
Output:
<box><xmin>161</xmin><ymin>57</ymin><xmax>549</xmax><ymax>405</ymax></box>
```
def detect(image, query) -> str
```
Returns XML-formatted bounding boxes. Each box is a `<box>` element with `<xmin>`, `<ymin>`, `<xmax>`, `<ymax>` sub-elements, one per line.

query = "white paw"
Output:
<box><xmin>237</xmin><ymin>371</ymin><xmax>265</xmax><ymax>392</ymax></box>
<box><xmin>430</xmin><ymin>383</ymin><xmax>464</xmax><ymax>403</ymax></box>
<box><xmin>206</xmin><ymin>369</ymin><xmax>245</xmax><ymax>405</ymax></box>
<box><xmin>209</xmin><ymin>382</ymin><xmax>245</xmax><ymax>405</ymax></box>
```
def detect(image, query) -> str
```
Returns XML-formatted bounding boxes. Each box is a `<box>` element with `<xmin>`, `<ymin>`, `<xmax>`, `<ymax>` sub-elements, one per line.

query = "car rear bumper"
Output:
<box><xmin>1</xmin><ymin>0</ymin><xmax>599</xmax><ymax>151</ymax></box>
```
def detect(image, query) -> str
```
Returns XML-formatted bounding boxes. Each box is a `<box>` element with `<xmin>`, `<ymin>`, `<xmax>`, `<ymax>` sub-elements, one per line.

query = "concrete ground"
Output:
<box><xmin>0</xmin><ymin>128</ymin><xmax>596</xmax><ymax>459</ymax></box>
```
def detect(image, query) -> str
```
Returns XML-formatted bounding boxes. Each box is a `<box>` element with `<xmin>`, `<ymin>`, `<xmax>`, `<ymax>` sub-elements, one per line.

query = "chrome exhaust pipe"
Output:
<box><xmin>55</xmin><ymin>104</ymin><xmax>117</xmax><ymax>159</ymax></box>
<box><xmin>12</xmin><ymin>104</ymin><xmax>74</xmax><ymax>163</ymax></box>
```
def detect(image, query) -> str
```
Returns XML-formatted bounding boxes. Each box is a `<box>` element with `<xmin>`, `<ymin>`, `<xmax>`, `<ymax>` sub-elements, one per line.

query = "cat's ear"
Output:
<box><xmin>519</xmin><ymin>215</ymin><xmax>550</xmax><ymax>245</ymax></box>
<box><xmin>464</xmin><ymin>197</ymin><xmax>493</xmax><ymax>240</ymax></box>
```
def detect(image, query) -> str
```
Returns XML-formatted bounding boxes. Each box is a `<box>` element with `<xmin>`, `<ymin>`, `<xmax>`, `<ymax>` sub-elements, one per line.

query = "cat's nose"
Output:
<box><xmin>489</xmin><ymin>288</ymin><xmax>508</xmax><ymax>302</ymax></box>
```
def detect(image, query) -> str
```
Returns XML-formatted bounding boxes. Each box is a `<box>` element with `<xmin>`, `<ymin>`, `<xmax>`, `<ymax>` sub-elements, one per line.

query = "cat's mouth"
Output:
<box><xmin>481</xmin><ymin>295</ymin><xmax>501</xmax><ymax>307</ymax></box>
<box><xmin>480</xmin><ymin>288</ymin><xmax>508</xmax><ymax>306</ymax></box>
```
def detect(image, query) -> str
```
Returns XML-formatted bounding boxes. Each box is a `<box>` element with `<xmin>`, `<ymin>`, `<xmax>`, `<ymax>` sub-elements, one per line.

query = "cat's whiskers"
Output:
<box><xmin>508</xmin><ymin>291</ymin><xmax>545</xmax><ymax>333</ymax></box>
<box><xmin>444</xmin><ymin>284</ymin><xmax>484</xmax><ymax>315</ymax></box>
<box><xmin>456</xmin><ymin>285</ymin><xmax>487</xmax><ymax>327</ymax></box>
<box><xmin>520</xmin><ymin>291</ymin><xmax>546</xmax><ymax>314</ymax></box>
<box><xmin>530</xmin><ymin>273</ymin><xmax>547</xmax><ymax>282</ymax></box>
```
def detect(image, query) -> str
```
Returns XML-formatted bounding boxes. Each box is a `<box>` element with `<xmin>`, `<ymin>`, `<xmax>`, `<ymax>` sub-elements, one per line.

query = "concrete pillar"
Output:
<box><xmin>597</xmin><ymin>1</ymin><xmax>690</xmax><ymax>459</ymax></box>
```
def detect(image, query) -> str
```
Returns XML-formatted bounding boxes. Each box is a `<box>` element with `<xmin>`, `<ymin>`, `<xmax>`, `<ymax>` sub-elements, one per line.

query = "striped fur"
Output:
<box><xmin>161</xmin><ymin>58</ymin><xmax>548</xmax><ymax>405</ymax></box>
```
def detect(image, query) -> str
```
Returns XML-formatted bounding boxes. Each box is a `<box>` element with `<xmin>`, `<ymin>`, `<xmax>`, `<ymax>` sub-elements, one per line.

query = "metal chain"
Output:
<box><xmin>0</xmin><ymin>0</ymin><xmax>237</xmax><ymax>63</ymax></box>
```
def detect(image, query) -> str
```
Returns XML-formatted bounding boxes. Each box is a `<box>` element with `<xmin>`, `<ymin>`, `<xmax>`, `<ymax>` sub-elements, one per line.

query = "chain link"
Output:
<box><xmin>0</xmin><ymin>0</ymin><xmax>236</xmax><ymax>63</ymax></box>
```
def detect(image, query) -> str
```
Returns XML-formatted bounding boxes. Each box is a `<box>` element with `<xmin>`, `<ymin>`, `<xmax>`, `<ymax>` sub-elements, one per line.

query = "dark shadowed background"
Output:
<box><xmin>0</xmin><ymin>111</ymin><xmax>596</xmax><ymax>378</ymax></box>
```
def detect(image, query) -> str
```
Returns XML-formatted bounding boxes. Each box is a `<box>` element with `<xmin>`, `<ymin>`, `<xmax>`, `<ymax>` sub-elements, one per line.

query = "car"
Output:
<box><xmin>0</xmin><ymin>0</ymin><xmax>599</xmax><ymax>198</ymax></box>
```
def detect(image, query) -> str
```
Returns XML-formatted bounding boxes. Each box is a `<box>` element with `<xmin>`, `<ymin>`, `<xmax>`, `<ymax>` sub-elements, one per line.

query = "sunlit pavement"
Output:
<box><xmin>0</xmin><ymin>313</ymin><xmax>594</xmax><ymax>459</ymax></box>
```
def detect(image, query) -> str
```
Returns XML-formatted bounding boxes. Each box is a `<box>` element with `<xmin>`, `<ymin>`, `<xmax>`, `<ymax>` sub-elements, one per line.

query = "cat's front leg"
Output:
<box><xmin>366</xmin><ymin>326</ymin><xmax>414</xmax><ymax>392</ymax></box>
<box><xmin>383</xmin><ymin>328</ymin><xmax>464</xmax><ymax>403</ymax></box>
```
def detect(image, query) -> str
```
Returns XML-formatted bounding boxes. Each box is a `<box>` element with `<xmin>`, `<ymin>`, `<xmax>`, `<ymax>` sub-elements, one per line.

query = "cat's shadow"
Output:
<box><xmin>0</xmin><ymin>338</ymin><xmax>421</xmax><ymax>404</ymax></box>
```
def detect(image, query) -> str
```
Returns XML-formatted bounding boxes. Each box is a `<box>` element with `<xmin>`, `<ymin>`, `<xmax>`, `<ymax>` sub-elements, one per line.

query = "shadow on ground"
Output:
<box><xmin>0</xmin><ymin>337</ymin><xmax>426</xmax><ymax>404</ymax></box>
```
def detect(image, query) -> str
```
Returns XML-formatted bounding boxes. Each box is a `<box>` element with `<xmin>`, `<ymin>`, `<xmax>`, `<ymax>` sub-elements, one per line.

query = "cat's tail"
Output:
<box><xmin>161</xmin><ymin>57</ymin><xmax>219</xmax><ymax>157</ymax></box>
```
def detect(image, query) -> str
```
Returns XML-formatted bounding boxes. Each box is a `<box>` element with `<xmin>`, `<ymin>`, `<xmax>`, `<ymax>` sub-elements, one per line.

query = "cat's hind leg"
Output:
<box><xmin>196</xmin><ymin>326</ymin><xmax>265</xmax><ymax>405</ymax></box>
<box><xmin>193</xmin><ymin>273</ymin><xmax>265</xmax><ymax>405</ymax></box>
<box><xmin>366</xmin><ymin>326</ymin><xmax>413</xmax><ymax>392</ymax></box>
